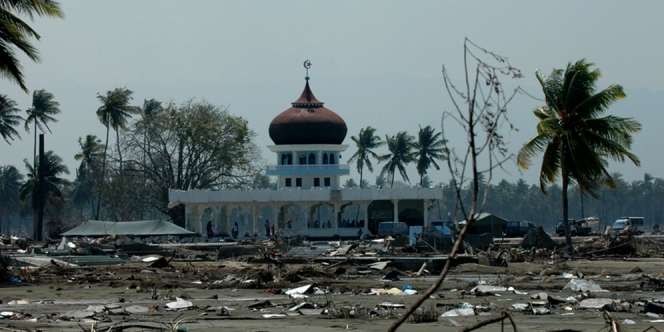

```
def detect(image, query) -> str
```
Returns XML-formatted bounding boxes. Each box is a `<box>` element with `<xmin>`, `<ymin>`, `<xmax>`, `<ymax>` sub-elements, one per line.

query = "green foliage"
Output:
<box><xmin>414</xmin><ymin>125</ymin><xmax>444</xmax><ymax>186</ymax></box>
<box><xmin>0</xmin><ymin>94</ymin><xmax>22</xmax><ymax>143</ymax></box>
<box><xmin>122</xmin><ymin>100</ymin><xmax>259</xmax><ymax>214</ymax></box>
<box><xmin>19</xmin><ymin>150</ymin><xmax>68</xmax><ymax>210</ymax></box>
<box><xmin>0</xmin><ymin>0</ymin><xmax>64</xmax><ymax>91</ymax></box>
<box><xmin>518</xmin><ymin>59</ymin><xmax>640</xmax><ymax>193</ymax></box>
<box><xmin>348</xmin><ymin>126</ymin><xmax>383</xmax><ymax>188</ymax></box>
<box><xmin>380</xmin><ymin>131</ymin><xmax>416</xmax><ymax>186</ymax></box>
<box><xmin>0</xmin><ymin>165</ymin><xmax>23</xmax><ymax>232</ymax></box>
<box><xmin>24</xmin><ymin>89</ymin><xmax>60</xmax><ymax>133</ymax></box>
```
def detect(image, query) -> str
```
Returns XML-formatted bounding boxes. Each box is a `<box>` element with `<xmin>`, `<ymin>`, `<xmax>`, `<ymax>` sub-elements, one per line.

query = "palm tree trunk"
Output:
<box><xmin>116</xmin><ymin>129</ymin><xmax>122</xmax><ymax>172</ymax></box>
<box><xmin>359</xmin><ymin>167</ymin><xmax>363</xmax><ymax>188</ymax></box>
<box><xmin>32</xmin><ymin>119</ymin><xmax>37</xmax><ymax>168</ymax></box>
<box><xmin>561</xmin><ymin>162</ymin><xmax>573</xmax><ymax>257</ymax></box>
<box><xmin>96</xmin><ymin>124</ymin><xmax>110</xmax><ymax>219</ymax></box>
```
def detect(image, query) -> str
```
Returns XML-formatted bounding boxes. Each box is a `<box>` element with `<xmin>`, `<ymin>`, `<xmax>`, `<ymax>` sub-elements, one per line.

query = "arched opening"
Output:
<box><xmin>200</xmin><ymin>207</ymin><xmax>214</xmax><ymax>237</ymax></box>
<box><xmin>279</xmin><ymin>204</ymin><xmax>305</xmax><ymax>234</ymax></box>
<box><xmin>322</xmin><ymin>153</ymin><xmax>329</xmax><ymax>164</ymax></box>
<box><xmin>339</xmin><ymin>202</ymin><xmax>365</xmax><ymax>228</ymax></box>
<box><xmin>308</xmin><ymin>153</ymin><xmax>316</xmax><ymax>164</ymax></box>
<box><xmin>398</xmin><ymin>200</ymin><xmax>424</xmax><ymax>227</ymax></box>
<box><xmin>228</xmin><ymin>206</ymin><xmax>252</xmax><ymax>239</ymax></box>
<box><xmin>367</xmin><ymin>200</ymin><xmax>394</xmax><ymax>234</ymax></box>
<box><xmin>310</xmin><ymin>203</ymin><xmax>335</xmax><ymax>229</ymax></box>
<box><xmin>329</xmin><ymin>153</ymin><xmax>336</xmax><ymax>164</ymax></box>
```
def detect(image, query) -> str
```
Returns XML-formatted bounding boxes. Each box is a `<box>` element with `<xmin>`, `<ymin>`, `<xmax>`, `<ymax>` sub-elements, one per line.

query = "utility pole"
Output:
<box><xmin>34</xmin><ymin>134</ymin><xmax>46</xmax><ymax>241</ymax></box>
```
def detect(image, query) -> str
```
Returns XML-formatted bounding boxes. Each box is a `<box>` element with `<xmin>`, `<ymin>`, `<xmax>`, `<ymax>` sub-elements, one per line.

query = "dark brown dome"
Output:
<box><xmin>269</xmin><ymin>80</ymin><xmax>347</xmax><ymax>145</ymax></box>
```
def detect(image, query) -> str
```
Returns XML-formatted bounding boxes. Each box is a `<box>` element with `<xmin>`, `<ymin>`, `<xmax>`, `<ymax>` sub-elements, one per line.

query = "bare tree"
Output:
<box><xmin>388</xmin><ymin>37</ymin><xmax>523</xmax><ymax>331</ymax></box>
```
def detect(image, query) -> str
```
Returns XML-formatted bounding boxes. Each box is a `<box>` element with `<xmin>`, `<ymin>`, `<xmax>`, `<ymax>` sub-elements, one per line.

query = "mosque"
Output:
<box><xmin>168</xmin><ymin>63</ymin><xmax>444</xmax><ymax>239</ymax></box>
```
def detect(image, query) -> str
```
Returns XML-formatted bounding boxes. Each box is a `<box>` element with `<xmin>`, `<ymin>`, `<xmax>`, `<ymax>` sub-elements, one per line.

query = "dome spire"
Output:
<box><xmin>293</xmin><ymin>59</ymin><xmax>323</xmax><ymax>109</ymax></box>
<box><xmin>304</xmin><ymin>59</ymin><xmax>311</xmax><ymax>81</ymax></box>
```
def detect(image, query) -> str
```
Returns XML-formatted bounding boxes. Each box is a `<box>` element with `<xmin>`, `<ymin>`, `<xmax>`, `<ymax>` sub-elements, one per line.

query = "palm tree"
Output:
<box><xmin>25</xmin><ymin>89</ymin><xmax>60</xmax><ymax>166</ymax></box>
<box><xmin>0</xmin><ymin>0</ymin><xmax>63</xmax><ymax>91</ymax></box>
<box><xmin>20</xmin><ymin>150</ymin><xmax>69</xmax><ymax>239</ymax></box>
<box><xmin>348</xmin><ymin>127</ymin><xmax>383</xmax><ymax>188</ymax></box>
<box><xmin>73</xmin><ymin>135</ymin><xmax>103</xmax><ymax>215</ymax></box>
<box><xmin>0</xmin><ymin>165</ymin><xmax>23</xmax><ymax>233</ymax></box>
<box><xmin>517</xmin><ymin>59</ymin><xmax>641</xmax><ymax>256</ymax></box>
<box><xmin>414</xmin><ymin>125</ymin><xmax>444</xmax><ymax>186</ymax></box>
<box><xmin>0</xmin><ymin>94</ymin><xmax>22</xmax><ymax>143</ymax></box>
<box><xmin>380</xmin><ymin>131</ymin><xmax>416</xmax><ymax>187</ymax></box>
<box><xmin>95</xmin><ymin>88</ymin><xmax>137</xmax><ymax>218</ymax></box>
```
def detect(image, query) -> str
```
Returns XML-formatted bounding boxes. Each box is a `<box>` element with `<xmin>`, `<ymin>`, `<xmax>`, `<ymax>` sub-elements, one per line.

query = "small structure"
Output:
<box><xmin>458</xmin><ymin>213</ymin><xmax>507</xmax><ymax>250</ymax></box>
<box><xmin>61</xmin><ymin>220</ymin><xmax>195</xmax><ymax>238</ymax></box>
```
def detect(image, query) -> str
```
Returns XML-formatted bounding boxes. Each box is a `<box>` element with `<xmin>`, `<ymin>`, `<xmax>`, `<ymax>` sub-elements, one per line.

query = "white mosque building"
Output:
<box><xmin>168</xmin><ymin>66</ymin><xmax>444</xmax><ymax>239</ymax></box>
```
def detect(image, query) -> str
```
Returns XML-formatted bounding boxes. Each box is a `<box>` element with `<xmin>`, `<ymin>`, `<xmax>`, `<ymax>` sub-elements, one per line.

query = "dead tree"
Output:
<box><xmin>388</xmin><ymin>37</ymin><xmax>523</xmax><ymax>331</ymax></box>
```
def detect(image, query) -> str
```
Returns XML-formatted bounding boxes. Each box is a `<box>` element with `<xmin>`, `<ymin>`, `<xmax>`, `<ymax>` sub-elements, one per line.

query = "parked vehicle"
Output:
<box><xmin>555</xmin><ymin>217</ymin><xmax>597</xmax><ymax>237</ymax></box>
<box><xmin>613</xmin><ymin>217</ymin><xmax>644</xmax><ymax>235</ymax></box>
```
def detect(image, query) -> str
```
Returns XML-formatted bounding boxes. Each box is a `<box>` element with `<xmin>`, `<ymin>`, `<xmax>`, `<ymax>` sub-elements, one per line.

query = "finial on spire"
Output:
<box><xmin>303</xmin><ymin>59</ymin><xmax>312</xmax><ymax>81</ymax></box>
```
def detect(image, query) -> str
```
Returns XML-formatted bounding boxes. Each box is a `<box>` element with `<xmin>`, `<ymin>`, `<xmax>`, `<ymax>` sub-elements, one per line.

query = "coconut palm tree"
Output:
<box><xmin>0</xmin><ymin>0</ymin><xmax>63</xmax><ymax>91</ymax></box>
<box><xmin>0</xmin><ymin>94</ymin><xmax>22</xmax><ymax>143</ymax></box>
<box><xmin>414</xmin><ymin>125</ymin><xmax>444</xmax><ymax>186</ymax></box>
<box><xmin>20</xmin><ymin>150</ymin><xmax>68</xmax><ymax>239</ymax></box>
<box><xmin>25</xmin><ymin>89</ymin><xmax>60</xmax><ymax>166</ymax></box>
<box><xmin>517</xmin><ymin>59</ymin><xmax>641</xmax><ymax>256</ymax></box>
<box><xmin>95</xmin><ymin>88</ymin><xmax>137</xmax><ymax>218</ymax></box>
<box><xmin>380</xmin><ymin>131</ymin><xmax>416</xmax><ymax>187</ymax></box>
<box><xmin>0</xmin><ymin>165</ymin><xmax>23</xmax><ymax>233</ymax></box>
<box><xmin>73</xmin><ymin>135</ymin><xmax>103</xmax><ymax>215</ymax></box>
<box><xmin>348</xmin><ymin>127</ymin><xmax>383</xmax><ymax>188</ymax></box>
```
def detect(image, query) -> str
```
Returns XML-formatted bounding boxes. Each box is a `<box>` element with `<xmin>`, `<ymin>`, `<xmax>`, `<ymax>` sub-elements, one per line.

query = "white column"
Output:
<box><xmin>393</xmin><ymin>200</ymin><xmax>399</xmax><ymax>223</ymax></box>
<box><xmin>363</xmin><ymin>202</ymin><xmax>370</xmax><ymax>235</ymax></box>
<box><xmin>333</xmin><ymin>203</ymin><xmax>340</xmax><ymax>235</ymax></box>
<box><xmin>303</xmin><ymin>204</ymin><xmax>310</xmax><ymax>231</ymax></box>
<box><xmin>271</xmin><ymin>204</ymin><xmax>279</xmax><ymax>236</ymax></box>
<box><xmin>423</xmin><ymin>200</ymin><xmax>430</xmax><ymax>229</ymax></box>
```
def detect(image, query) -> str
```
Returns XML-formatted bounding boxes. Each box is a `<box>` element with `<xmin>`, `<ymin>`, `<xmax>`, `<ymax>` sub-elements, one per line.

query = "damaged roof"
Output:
<box><xmin>61</xmin><ymin>220</ymin><xmax>195</xmax><ymax>237</ymax></box>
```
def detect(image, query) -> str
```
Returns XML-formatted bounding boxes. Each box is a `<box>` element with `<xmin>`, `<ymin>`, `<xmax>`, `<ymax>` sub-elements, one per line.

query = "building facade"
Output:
<box><xmin>169</xmin><ymin>69</ymin><xmax>444</xmax><ymax>239</ymax></box>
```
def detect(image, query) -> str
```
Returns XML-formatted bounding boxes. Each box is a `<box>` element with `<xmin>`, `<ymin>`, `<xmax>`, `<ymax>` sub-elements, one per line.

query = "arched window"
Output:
<box><xmin>281</xmin><ymin>154</ymin><xmax>288</xmax><ymax>165</ymax></box>
<box><xmin>329</xmin><ymin>153</ymin><xmax>336</xmax><ymax>164</ymax></box>
<box><xmin>308</xmin><ymin>153</ymin><xmax>316</xmax><ymax>164</ymax></box>
<box><xmin>322</xmin><ymin>153</ymin><xmax>328</xmax><ymax>164</ymax></box>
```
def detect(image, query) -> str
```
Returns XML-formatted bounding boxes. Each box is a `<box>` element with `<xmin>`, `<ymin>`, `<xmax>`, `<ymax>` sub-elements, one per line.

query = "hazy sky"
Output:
<box><xmin>1</xmin><ymin>1</ymin><xmax>662</xmax><ymax>185</ymax></box>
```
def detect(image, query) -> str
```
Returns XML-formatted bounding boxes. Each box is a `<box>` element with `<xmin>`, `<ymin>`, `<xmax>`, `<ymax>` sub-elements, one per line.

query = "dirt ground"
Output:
<box><xmin>2</xmin><ymin>259</ymin><xmax>664</xmax><ymax>331</ymax></box>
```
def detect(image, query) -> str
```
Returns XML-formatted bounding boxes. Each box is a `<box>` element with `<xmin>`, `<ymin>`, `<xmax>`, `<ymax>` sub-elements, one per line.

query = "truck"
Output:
<box><xmin>612</xmin><ymin>217</ymin><xmax>645</xmax><ymax>235</ymax></box>
<box><xmin>555</xmin><ymin>217</ymin><xmax>598</xmax><ymax>237</ymax></box>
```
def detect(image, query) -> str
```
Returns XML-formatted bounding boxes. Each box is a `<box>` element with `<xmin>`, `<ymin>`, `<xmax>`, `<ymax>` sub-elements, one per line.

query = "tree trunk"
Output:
<box><xmin>96</xmin><ymin>124</ymin><xmax>110</xmax><ymax>219</ymax></box>
<box><xmin>561</xmin><ymin>161</ymin><xmax>573</xmax><ymax>257</ymax></box>
<box><xmin>32</xmin><ymin>119</ymin><xmax>37</xmax><ymax>168</ymax></box>
<box><xmin>35</xmin><ymin>134</ymin><xmax>45</xmax><ymax>241</ymax></box>
<box><xmin>116</xmin><ymin>129</ymin><xmax>122</xmax><ymax>173</ymax></box>
<box><xmin>359</xmin><ymin>167</ymin><xmax>363</xmax><ymax>188</ymax></box>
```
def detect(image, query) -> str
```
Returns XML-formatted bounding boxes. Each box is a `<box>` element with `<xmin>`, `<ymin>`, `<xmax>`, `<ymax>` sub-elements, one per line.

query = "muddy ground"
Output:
<box><xmin>2</xmin><ymin>259</ymin><xmax>664</xmax><ymax>331</ymax></box>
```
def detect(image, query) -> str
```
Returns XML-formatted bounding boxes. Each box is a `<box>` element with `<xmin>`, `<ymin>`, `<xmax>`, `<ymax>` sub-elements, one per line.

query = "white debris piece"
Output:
<box><xmin>622</xmin><ymin>319</ymin><xmax>636</xmax><ymax>325</ymax></box>
<box><xmin>262</xmin><ymin>314</ymin><xmax>287</xmax><ymax>319</ymax></box>
<box><xmin>441</xmin><ymin>308</ymin><xmax>475</xmax><ymax>317</ymax></box>
<box><xmin>578</xmin><ymin>298</ymin><xmax>614</xmax><ymax>309</ymax></box>
<box><xmin>511</xmin><ymin>303</ymin><xmax>529</xmax><ymax>311</ymax></box>
<box><xmin>470</xmin><ymin>285</ymin><xmax>507</xmax><ymax>295</ymax></box>
<box><xmin>564</xmin><ymin>279</ymin><xmax>608</xmax><ymax>293</ymax></box>
<box><xmin>286</xmin><ymin>284</ymin><xmax>312</xmax><ymax>297</ymax></box>
<box><xmin>166</xmin><ymin>297</ymin><xmax>193</xmax><ymax>310</ymax></box>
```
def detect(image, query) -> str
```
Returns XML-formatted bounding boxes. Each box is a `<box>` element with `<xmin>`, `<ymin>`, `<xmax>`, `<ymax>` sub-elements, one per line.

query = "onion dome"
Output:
<box><xmin>269</xmin><ymin>79</ymin><xmax>347</xmax><ymax>145</ymax></box>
